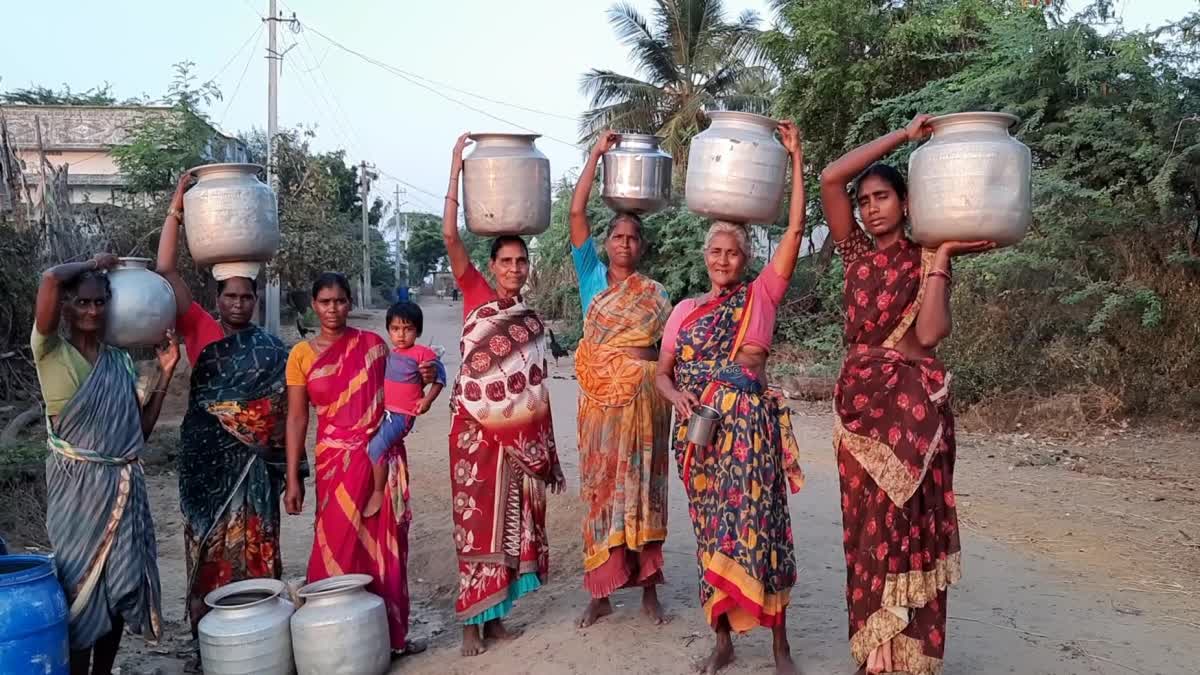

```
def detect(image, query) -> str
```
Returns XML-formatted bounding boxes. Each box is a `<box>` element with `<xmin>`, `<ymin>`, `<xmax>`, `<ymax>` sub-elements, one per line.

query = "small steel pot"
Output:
<box><xmin>686</xmin><ymin>405</ymin><xmax>721</xmax><ymax>446</ymax></box>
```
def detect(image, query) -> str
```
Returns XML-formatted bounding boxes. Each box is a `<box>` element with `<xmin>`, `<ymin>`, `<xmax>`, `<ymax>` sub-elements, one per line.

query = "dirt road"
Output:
<box><xmin>118</xmin><ymin>297</ymin><xmax>1198</xmax><ymax>675</ymax></box>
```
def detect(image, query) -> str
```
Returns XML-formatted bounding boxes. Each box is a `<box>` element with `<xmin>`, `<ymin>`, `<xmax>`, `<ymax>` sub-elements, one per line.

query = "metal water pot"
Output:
<box><xmin>290</xmin><ymin>575</ymin><xmax>389</xmax><ymax>675</ymax></box>
<box><xmin>103</xmin><ymin>258</ymin><xmax>176</xmax><ymax>348</ymax></box>
<box><xmin>183</xmin><ymin>163</ymin><xmax>280</xmax><ymax>265</ymax></box>
<box><xmin>462</xmin><ymin>133</ymin><xmax>551</xmax><ymax>236</ymax></box>
<box><xmin>198</xmin><ymin>579</ymin><xmax>296</xmax><ymax>675</ymax></box>
<box><xmin>907</xmin><ymin>112</ymin><xmax>1032</xmax><ymax>248</ymax></box>
<box><xmin>602</xmin><ymin>133</ymin><xmax>672</xmax><ymax>214</ymax></box>
<box><xmin>685</xmin><ymin>111</ymin><xmax>788</xmax><ymax>224</ymax></box>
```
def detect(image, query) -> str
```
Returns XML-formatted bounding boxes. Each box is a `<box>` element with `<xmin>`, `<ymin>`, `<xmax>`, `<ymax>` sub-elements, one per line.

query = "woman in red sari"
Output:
<box><xmin>442</xmin><ymin>133</ymin><xmax>566</xmax><ymax>657</ymax></box>
<box><xmin>819</xmin><ymin>114</ymin><xmax>994</xmax><ymax>675</ymax></box>
<box><xmin>283</xmin><ymin>272</ymin><xmax>424</xmax><ymax>656</ymax></box>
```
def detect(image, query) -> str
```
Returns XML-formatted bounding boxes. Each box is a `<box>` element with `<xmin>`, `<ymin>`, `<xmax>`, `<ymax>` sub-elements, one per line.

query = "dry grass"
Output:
<box><xmin>958</xmin><ymin>385</ymin><xmax>1125</xmax><ymax>437</ymax></box>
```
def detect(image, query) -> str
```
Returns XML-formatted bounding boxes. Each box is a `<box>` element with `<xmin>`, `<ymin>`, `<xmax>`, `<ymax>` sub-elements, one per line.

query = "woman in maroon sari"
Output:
<box><xmin>819</xmin><ymin>114</ymin><xmax>994</xmax><ymax>675</ymax></box>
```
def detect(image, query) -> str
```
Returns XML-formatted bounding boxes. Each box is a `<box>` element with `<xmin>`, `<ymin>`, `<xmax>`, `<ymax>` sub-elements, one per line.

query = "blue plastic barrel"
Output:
<box><xmin>0</xmin><ymin>554</ymin><xmax>70</xmax><ymax>675</ymax></box>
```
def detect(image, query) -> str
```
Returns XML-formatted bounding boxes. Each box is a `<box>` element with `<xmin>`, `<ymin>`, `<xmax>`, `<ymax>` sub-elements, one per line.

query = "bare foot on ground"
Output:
<box><xmin>641</xmin><ymin>586</ymin><xmax>670</xmax><ymax>624</ymax></box>
<box><xmin>697</xmin><ymin>633</ymin><xmax>735</xmax><ymax>674</ymax></box>
<box><xmin>773</xmin><ymin>641</ymin><xmax>799</xmax><ymax>675</ymax></box>
<box><xmin>460</xmin><ymin>626</ymin><xmax>486</xmax><ymax>657</ymax></box>
<box><xmin>482</xmin><ymin>618</ymin><xmax>522</xmax><ymax>641</ymax></box>
<box><xmin>577</xmin><ymin>597</ymin><xmax>613</xmax><ymax>628</ymax></box>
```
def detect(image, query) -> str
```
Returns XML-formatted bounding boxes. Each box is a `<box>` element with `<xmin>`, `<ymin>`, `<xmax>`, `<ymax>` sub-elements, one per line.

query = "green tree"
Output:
<box><xmin>765</xmin><ymin>0</ymin><xmax>1200</xmax><ymax>414</ymax></box>
<box><xmin>268</xmin><ymin>128</ymin><xmax>361</xmax><ymax>291</ymax></box>
<box><xmin>404</xmin><ymin>214</ymin><xmax>449</xmax><ymax>283</ymax></box>
<box><xmin>579</xmin><ymin>0</ymin><xmax>772</xmax><ymax>167</ymax></box>
<box><xmin>0</xmin><ymin>83</ymin><xmax>128</xmax><ymax>106</ymax></box>
<box><xmin>111</xmin><ymin>62</ymin><xmax>224</xmax><ymax>194</ymax></box>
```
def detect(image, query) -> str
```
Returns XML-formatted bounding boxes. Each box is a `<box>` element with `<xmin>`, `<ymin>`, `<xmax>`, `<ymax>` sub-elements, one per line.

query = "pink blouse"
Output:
<box><xmin>662</xmin><ymin>265</ymin><xmax>788</xmax><ymax>356</ymax></box>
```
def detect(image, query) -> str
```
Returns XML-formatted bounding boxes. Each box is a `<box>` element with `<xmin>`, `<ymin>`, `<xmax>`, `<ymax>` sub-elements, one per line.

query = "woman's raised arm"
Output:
<box><xmin>819</xmin><ymin>114</ymin><xmax>932</xmax><ymax>243</ymax></box>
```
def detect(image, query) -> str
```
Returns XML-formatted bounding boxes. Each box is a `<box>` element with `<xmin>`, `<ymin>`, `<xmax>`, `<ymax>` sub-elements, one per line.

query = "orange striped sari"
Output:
<box><xmin>575</xmin><ymin>273</ymin><xmax>672</xmax><ymax>597</ymax></box>
<box><xmin>303</xmin><ymin>327</ymin><xmax>411</xmax><ymax>650</ymax></box>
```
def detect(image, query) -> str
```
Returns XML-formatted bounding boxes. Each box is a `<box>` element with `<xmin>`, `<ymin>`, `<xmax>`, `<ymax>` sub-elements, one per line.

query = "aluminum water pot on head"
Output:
<box><xmin>103</xmin><ymin>258</ymin><xmax>177</xmax><ymax>348</ymax></box>
<box><xmin>685</xmin><ymin>111</ymin><xmax>789</xmax><ymax>224</ymax></box>
<box><xmin>602</xmin><ymin>133</ymin><xmax>672</xmax><ymax>215</ymax></box>
<box><xmin>907</xmin><ymin>112</ymin><xmax>1032</xmax><ymax>248</ymax></box>
<box><xmin>182</xmin><ymin>163</ymin><xmax>280</xmax><ymax>266</ymax></box>
<box><xmin>462</xmin><ymin>133</ymin><xmax>551</xmax><ymax>236</ymax></box>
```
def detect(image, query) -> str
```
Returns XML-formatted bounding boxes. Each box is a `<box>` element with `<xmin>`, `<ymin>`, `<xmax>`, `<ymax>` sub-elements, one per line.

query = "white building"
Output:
<box><xmin>1</xmin><ymin>104</ymin><xmax>247</xmax><ymax>208</ymax></box>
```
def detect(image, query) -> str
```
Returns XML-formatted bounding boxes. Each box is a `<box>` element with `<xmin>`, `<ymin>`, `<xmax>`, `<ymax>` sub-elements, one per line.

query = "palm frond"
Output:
<box><xmin>608</xmin><ymin>2</ymin><xmax>656</xmax><ymax>48</ymax></box>
<box><xmin>579</xmin><ymin>69</ymin><xmax>667</xmax><ymax>108</ymax></box>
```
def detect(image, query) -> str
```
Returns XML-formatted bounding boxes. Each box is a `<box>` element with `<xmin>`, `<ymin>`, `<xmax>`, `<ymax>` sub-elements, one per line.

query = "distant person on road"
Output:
<box><xmin>442</xmin><ymin>132</ymin><xmax>566</xmax><ymax>657</ymax></box>
<box><xmin>569</xmin><ymin>130</ymin><xmax>673</xmax><ymax>628</ymax></box>
<box><xmin>33</xmin><ymin>252</ymin><xmax>180</xmax><ymax>675</ymax></box>
<box><xmin>156</xmin><ymin>172</ymin><xmax>292</xmax><ymax>640</ymax></box>
<box><xmin>283</xmin><ymin>272</ymin><xmax>425</xmax><ymax>657</ymax></box>
<box><xmin>363</xmin><ymin>301</ymin><xmax>446</xmax><ymax>519</ymax></box>
<box><xmin>655</xmin><ymin>121</ymin><xmax>808</xmax><ymax>675</ymax></box>
<box><xmin>819</xmin><ymin>114</ymin><xmax>995</xmax><ymax>675</ymax></box>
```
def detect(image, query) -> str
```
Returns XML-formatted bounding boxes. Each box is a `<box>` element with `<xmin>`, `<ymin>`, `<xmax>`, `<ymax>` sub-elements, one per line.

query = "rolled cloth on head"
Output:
<box><xmin>212</xmin><ymin>262</ymin><xmax>262</xmax><ymax>281</ymax></box>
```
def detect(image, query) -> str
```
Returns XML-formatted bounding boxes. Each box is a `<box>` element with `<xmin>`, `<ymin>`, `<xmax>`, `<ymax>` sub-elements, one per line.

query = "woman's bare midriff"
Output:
<box><xmin>623</xmin><ymin>346</ymin><xmax>658</xmax><ymax>361</ymax></box>
<box><xmin>895</xmin><ymin>329</ymin><xmax>936</xmax><ymax>361</ymax></box>
<box><xmin>734</xmin><ymin>345</ymin><xmax>769</xmax><ymax>383</ymax></box>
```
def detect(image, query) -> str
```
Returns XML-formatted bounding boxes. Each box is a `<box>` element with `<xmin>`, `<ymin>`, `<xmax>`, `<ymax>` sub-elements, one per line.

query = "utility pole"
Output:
<box><xmin>394</xmin><ymin>185</ymin><xmax>406</xmax><ymax>293</ymax></box>
<box><xmin>360</xmin><ymin>160</ymin><xmax>372</xmax><ymax>308</ymax></box>
<box><xmin>261</xmin><ymin>0</ymin><xmax>294</xmax><ymax>335</ymax></box>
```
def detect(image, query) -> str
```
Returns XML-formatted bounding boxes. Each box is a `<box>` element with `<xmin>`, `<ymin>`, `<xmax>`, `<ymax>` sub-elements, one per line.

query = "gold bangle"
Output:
<box><xmin>166</xmin><ymin>207</ymin><xmax>183</xmax><ymax>221</ymax></box>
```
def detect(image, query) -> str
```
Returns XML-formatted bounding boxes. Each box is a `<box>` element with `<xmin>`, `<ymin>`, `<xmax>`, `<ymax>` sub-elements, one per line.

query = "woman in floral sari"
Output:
<box><xmin>655</xmin><ymin>121</ymin><xmax>807</xmax><ymax>675</ymax></box>
<box><xmin>568</xmin><ymin>130</ymin><xmax>673</xmax><ymax>628</ymax></box>
<box><xmin>155</xmin><ymin>173</ymin><xmax>291</xmax><ymax>638</ymax></box>
<box><xmin>33</xmin><ymin>253</ymin><xmax>179</xmax><ymax>675</ymax></box>
<box><xmin>443</xmin><ymin>132</ymin><xmax>566</xmax><ymax>657</ymax></box>
<box><xmin>819</xmin><ymin>114</ymin><xmax>995</xmax><ymax>675</ymax></box>
<box><xmin>284</xmin><ymin>272</ymin><xmax>423</xmax><ymax>656</ymax></box>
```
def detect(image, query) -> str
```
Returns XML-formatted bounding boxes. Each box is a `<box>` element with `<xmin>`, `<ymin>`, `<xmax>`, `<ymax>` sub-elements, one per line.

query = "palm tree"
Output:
<box><xmin>579</xmin><ymin>0</ymin><xmax>774</xmax><ymax>170</ymax></box>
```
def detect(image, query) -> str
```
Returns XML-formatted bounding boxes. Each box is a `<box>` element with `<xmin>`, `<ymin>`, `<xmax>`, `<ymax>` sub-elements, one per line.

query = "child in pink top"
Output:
<box><xmin>365</xmin><ymin>302</ymin><xmax>446</xmax><ymax>517</ymax></box>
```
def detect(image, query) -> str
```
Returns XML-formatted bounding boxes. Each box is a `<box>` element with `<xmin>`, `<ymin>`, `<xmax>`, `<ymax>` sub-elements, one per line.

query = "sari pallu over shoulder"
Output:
<box><xmin>671</xmin><ymin>285</ymin><xmax>804</xmax><ymax>634</ymax></box>
<box><xmin>45</xmin><ymin>347</ymin><xmax>162</xmax><ymax>650</ymax></box>
<box><xmin>834</xmin><ymin>237</ymin><xmax>962</xmax><ymax>675</ymax></box>
<box><xmin>302</xmin><ymin>327</ymin><xmax>413</xmax><ymax>650</ymax></box>
<box><xmin>574</xmin><ymin>273</ymin><xmax>672</xmax><ymax>590</ymax></box>
<box><xmin>179</xmin><ymin>326</ymin><xmax>289</xmax><ymax>631</ymax></box>
<box><xmin>450</xmin><ymin>296</ymin><xmax>560</xmax><ymax>622</ymax></box>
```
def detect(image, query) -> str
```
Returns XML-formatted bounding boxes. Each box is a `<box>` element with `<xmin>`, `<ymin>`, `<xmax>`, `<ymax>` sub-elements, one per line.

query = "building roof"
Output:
<box><xmin>0</xmin><ymin>104</ymin><xmax>242</xmax><ymax>151</ymax></box>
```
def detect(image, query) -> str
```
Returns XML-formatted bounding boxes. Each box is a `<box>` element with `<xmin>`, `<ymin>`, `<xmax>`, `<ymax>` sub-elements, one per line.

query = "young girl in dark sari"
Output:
<box><xmin>819</xmin><ymin>114</ymin><xmax>995</xmax><ymax>675</ymax></box>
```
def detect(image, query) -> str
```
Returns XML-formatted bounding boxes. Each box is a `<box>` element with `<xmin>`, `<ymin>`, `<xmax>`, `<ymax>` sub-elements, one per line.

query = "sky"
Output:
<box><xmin>2</xmin><ymin>0</ymin><xmax>1195</xmax><ymax>215</ymax></box>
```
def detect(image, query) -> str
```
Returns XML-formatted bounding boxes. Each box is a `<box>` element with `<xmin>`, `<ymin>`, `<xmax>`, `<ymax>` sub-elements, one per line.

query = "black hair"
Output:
<box><xmin>852</xmin><ymin>163</ymin><xmax>908</xmax><ymax>202</ymax></box>
<box><xmin>607</xmin><ymin>213</ymin><xmax>644</xmax><ymax>239</ymax></box>
<box><xmin>63</xmin><ymin>270</ymin><xmax>111</xmax><ymax>300</ymax></box>
<box><xmin>385</xmin><ymin>301</ymin><xmax>423</xmax><ymax>335</ymax></box>
<box><xmin>311</xmin><ymin>271</ymin><xmax>353</xmax><ymax>302</ymax></box>
<box><xmin>216</xmin><ymin>276</ymin><xmax>259</xmax><ymax>295</ymax></box>
<box><xmin>489</xmin><ymin>235</ymin><xmax>528</xmax><ymax>260</ymax></box>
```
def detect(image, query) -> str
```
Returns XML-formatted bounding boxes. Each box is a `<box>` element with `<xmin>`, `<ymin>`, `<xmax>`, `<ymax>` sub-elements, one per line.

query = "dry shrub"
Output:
<box><xmin>958</xmin><ymin>385</ymin><xmax>1124</xmax><ymax>437</ymax></box>
<box><xmin>0</xmin><ymin>443</ymin><xmax>48</xmax><ymax>550</ymax></box>
<box><xmin>943</xmin><ymin>217</ymin><xmax>1200</xmax><ymax>428</ymax></box>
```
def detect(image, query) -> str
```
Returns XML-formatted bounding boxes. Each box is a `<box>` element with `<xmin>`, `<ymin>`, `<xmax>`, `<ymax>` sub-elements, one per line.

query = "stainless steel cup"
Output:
<box><xmin>686</xmin><ymin>405</ymin><xmax>721</xmax><ymax>446</ymax></box>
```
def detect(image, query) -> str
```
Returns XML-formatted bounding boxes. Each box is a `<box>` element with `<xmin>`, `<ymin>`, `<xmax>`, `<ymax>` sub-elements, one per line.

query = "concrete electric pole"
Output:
<box><xmin>262</xmin><ymin>1</ymin><xmax>295</xmax><ymax>334</ymax></box>
<box><xmin>361</xmin><ymin>160</ymin><xmax>372</xmax><ymax>308</ymax></box>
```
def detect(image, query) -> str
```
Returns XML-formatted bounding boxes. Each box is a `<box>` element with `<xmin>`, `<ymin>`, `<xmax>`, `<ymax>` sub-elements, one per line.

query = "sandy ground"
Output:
<box><xmin>108</xmin><ymin>297</ymin><xmax>1198</xmax><ymax>675</ymax></box>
